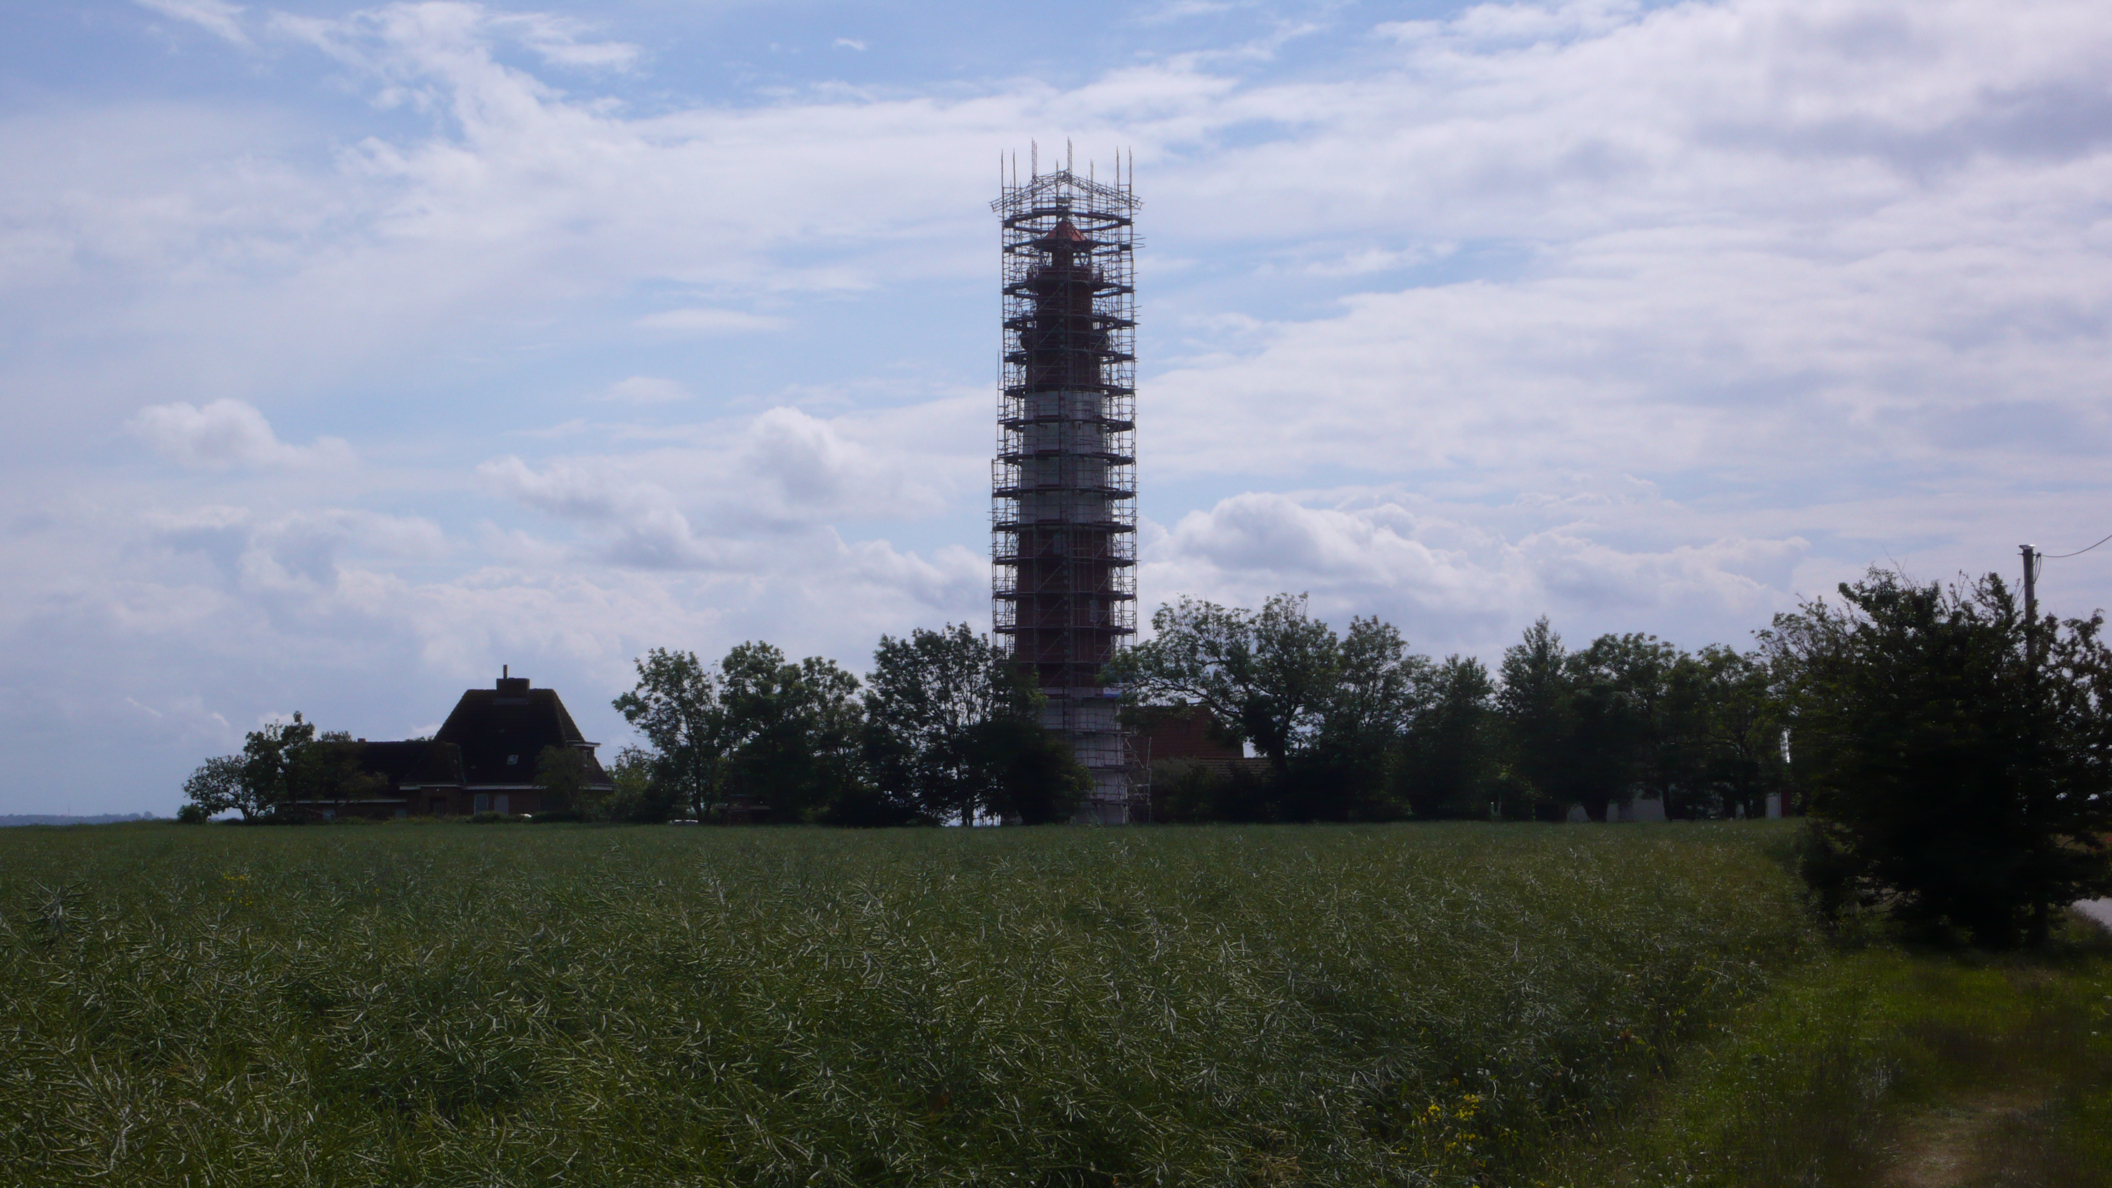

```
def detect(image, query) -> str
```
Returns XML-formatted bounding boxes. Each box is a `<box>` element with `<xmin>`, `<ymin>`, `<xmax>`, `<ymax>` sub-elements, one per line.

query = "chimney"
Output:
<box><xmin>496</xmin><ymin>665</ymin><xmax>530</xmax><ymax>699</ymax></box>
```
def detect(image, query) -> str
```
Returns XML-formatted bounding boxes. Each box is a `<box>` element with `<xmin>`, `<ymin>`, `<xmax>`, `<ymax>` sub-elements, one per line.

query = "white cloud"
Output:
<box><xmin>1146</xmin><ymin>491</ymin><xmax>1813</xmax><ymax>652</ymax></box>
<box><xmin>735</xmin><ymin>405</ymin><xmax>950</xmax><ymax>522</ymax></box>
<box><xmin>124</xmin><ymin>694</ymin><xmax>234</xmax><ymax>743</ymax></box>
<box><xmin>635</xmin><ymin>308</ymin><xmax>787</xmax><ymax>335</ymax></box>
<box><xmin>489</xmin><ymin>13</ymin><xmax>638</xmax><ymax>70</ymax></box>
<box><xmin>145</xmin><ymin>506</ymin><xmax>449</xmax><ymax>598</ymax></box>
<box><xmin>479</xmin><ymin>455</ymin><xmax>658</xmax><ymax>524</ymax></box>
<box><xmin>476</xmin><ymin>402</ymin><xmax>961</xmax><ymax>561</ymax></box>
<box><xmin>127</xmin><ymin>400</ymin><xmax>355</xmax><ymax>470</ymax></box>
<box><xmin>134</xmin><ymin>0</ymin><xmax>249</xmax><ymax>44</ymax></box>
<box><xmin>595</xmin><ymin>376</ymin><xmax>691</xmax><ymax>404</ymax></box>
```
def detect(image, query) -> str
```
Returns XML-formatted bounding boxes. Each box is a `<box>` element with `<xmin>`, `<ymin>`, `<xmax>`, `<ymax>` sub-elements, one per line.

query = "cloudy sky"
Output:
<box><xmin>5</xmin><ymin>0</ymin><xmax>2109</xmax><ymax>813</ymax></box>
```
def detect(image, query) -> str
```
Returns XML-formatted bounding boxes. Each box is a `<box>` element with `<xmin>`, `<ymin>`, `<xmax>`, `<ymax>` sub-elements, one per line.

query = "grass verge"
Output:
<box><xmin>1542</xmin><ymin>912</ymin><xmax>2112</xmax><ymax>1187</ymax></box>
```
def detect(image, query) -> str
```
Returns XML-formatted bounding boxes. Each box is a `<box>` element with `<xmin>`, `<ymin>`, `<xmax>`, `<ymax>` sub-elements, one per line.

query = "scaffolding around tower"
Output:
<box><xmin>991</xmin><ymin>147</ymin><xmax>1141</xmax><ymax>823</ymax></box>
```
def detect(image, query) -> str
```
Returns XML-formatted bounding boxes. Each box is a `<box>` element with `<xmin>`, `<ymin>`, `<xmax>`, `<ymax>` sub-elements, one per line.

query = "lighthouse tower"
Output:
<box><xmin>990</xmin><ymin>144</ymin><xmax>1139</xmax><ymax>823</ymax></box>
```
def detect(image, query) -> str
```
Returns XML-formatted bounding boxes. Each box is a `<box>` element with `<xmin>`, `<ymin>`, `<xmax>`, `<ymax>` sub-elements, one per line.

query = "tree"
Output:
<box><xmin>615</xmin><ymin>643</ymin><xmax>870</xmax><ymax>823</ymax></box>
<box><xmin>1282</xmin><ymin>616</ymin><xmax>1427</xmax><ymax>820</ymax></box>
<box><xmin>1497</xmin><ymin>619</ymin><xmax>1579</xmax><ymax>815</ymax></box>
<box><xmin>580</xmin><ymin>745</ymin><xmax>669</xmax><ymax>822</ymax></box>
<box><xmin>1113</xmin><ymin>596</ymin><xmax>1443</xmax><ymax>821</ymax></box>
<box><xmin>1106</xmin><ymin>594</ymin><xmax>1342</xmax><ymax>775</ymax></box>
<box><xmin>1568</xmin><ymin>633</ymin><xmax>1681</xmax><ymax>816</ymax></box>
<box><xmin>292</xmin><ymin>732</ymin><xmax>387</xmax><ymax>815</ymax></box>
<box><xmin>180</xmin><ymin>755</ymin><xmax>243</xmax><ymax>820</ymax></box>
<box><xmin>970</xmin><ymin>715</ymin><xmax>1090</xmax><ymax>825</ymax></box>
<box><xmin>718</xmin><ymin>643</ymin><xmax>865</xmax><ymax>821</ymax></box>
<box><xmin>234</xmin><ymin>712</ymin><xmax>315</xmax><ymax>820</ymax></box>
<box><xmin>1397</xmin><ymin>656</ymin><xmax>1505</xmax><ymax>819</ymax></box>
<box><xmin>1763</xmin><ymin>568</ymin><xmax>2112</xmax><ymax>947</ymax></box>
<box><xmin>1662</xmin><ymin>645</ymin><xmax>1787</xmax><ymax>819</ymax></box>
<box><xmin>613</xmin><ymin>648</ymin><xmax>727</xmax><ymax>820</ymax></box>
<box><xmin>533</xmin><ymin>745</ymin><xmax>600</xmax><ymax>817</ymax></box>
<box><xmin>863</xmin><ymin>624</ymin><xmax>1042</xmax><ymax>825</ymax></box>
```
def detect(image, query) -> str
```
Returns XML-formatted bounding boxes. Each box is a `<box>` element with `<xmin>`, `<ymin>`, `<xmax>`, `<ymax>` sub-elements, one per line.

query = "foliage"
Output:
<box><xmin>1145</xmin><ymin>757</ymin><xmax>1275</xmax><ymax>823</ymax></box>
<box><xmin>1111</xmin><ymin>595</ymin><xmax>1436</xmax><ymax>820</ymax></box>
<box><xmin>236</xmin><ymin>711</ymin><xmax>316</xmax><ymax>819</ymax></box>
<box><xmin>292</xmin><ymin>733</ymin><xmax>389</xmax><ymax>812</ymax></box>
<box><xmin>180</xmin><ymin>713</ymin><xmax>319</xmax><ymax>821</ymax></box>
<box><xmin>611</xmin><ymin>647</ymin><xmax>727</xmax><ymax>819</ymax></box>
<box><xmin>1120</xmin><ymin>598</ymin><xmax>1793</xmax><ymax>824</ymax></box>
<box><xmin>716</xmin><ymin>643</ymin><xmax>865</xmax><ymax>821</ymax></box>
<box><xmin>1493</xmin><ymin>624</ymin><xmax>1716</xmax><ymax>820</ymax></box>
<box><xmin>614</xmin><ymin>643</ymin><xmax>868</xmax><ymax>823</ymax></box>
<box><xmin>1295</xmin><ymin>616</ymin><xmax>1429</xmax><ymax>821</ymax></box>
<box><xmin>1762</xmin><ymin>568</ymin><xmax>2112</xmax><ymax>947</ymax></box>
<box><xmin>583</xmin><ymin>744</ymin><xmax>666</xmax><ymax>822</ymax></box>
<box><xmin>1106</xmin><ymin>593</ymin><xmax>1343</xmax><ymax>770</ymax></box>
<box><xmin>1395</xmin><ymin>657</ymin><xmax>1505</xmax><ymax>819</ymax></box>
<box><xmin>179</xmin><ymin>754</ymin><xmax>243</xmax><ymax>819</ymax></box>
<box><xmin>0</xmin><ymin>822</ymin><xmax>1815</xmax><ymax>1187</ymax></box>
<box><xmin>1661</xmin><ymin>644</ymin><xmax>1787</xmax><ymax>820</ymax></box>
<box><xmin>531</xmin><ymin>744</ymin><xmax>601</xmax><ymax>817</ymax></box>
<box><xmin>968</xmin><ymin>715</ymin><xmax>1090</xmax><ymax>825</ymax></box>
<box><xmin>1496</xmin><ymin>616</ymin><xmax>1577</xmax><ymax>814</ymax></box>
<box><xmin>862</xmin><ymin>623</ymin><xmax>1070</xmax><ymax>825</ymax></box>
<box><xmin>1566</xmin><ymin>632</ymin><xmax>1681</xmax><ymax>816</ymax></box>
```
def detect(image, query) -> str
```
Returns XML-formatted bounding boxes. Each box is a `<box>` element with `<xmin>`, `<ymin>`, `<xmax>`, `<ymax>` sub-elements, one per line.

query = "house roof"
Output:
<box><xmin>435</xmin><ymin>674</ymin><xmax>610</xmax><ymax>789</ymax></box>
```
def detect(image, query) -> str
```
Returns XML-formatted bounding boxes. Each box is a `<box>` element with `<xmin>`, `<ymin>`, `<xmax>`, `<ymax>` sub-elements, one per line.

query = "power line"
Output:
<box><xmin>2041</xmin><ymin>530</ymin><xmax>2112</xmax><ymax>560</ymax></box>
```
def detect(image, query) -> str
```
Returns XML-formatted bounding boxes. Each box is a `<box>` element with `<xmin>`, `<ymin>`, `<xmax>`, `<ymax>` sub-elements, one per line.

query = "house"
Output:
<box><xmin>289</xmin><ymin>669</ymin><xmax>612</xmax><ymax>818</ymax></box>
<box><xmin>426</xmin><ymin>669</ymin><xmax>612</xmax><ymax>816</ymax></box>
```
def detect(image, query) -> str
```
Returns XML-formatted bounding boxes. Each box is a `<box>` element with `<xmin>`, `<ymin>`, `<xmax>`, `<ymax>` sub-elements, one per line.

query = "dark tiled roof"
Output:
<box><xmin>435</xmin><ymin>676</ymin><xmax>611</xmax><ymax>788</ymax></box>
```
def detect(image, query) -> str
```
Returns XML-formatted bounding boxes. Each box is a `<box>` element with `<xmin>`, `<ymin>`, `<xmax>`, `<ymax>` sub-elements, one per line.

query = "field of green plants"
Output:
<box><xmin>2</xmin><ymin>822</ymin><xmax>1820</xmax><ymax>1186</ymax></box>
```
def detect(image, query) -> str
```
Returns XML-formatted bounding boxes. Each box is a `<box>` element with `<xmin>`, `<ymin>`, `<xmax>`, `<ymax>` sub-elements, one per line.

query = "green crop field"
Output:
<box><xmin>10</xmin><ymin>824</ymin><xmax>2104</xmax><ymax>1187</ymax></box>
<box><xmin>0</xmin><ymin>821</ymin><xmax>1826</xmax><ymax>1186</ymax></box>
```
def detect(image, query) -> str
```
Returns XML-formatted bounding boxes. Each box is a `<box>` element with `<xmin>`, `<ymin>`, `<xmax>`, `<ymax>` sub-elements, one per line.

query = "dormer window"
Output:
<box><xmin>507</xmin><ymin>754</ymin><xmax>518</xmax><ymax>765</ymax></box>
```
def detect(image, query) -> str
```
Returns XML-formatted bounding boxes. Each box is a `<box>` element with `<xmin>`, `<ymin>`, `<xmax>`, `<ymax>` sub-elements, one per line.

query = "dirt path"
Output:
<box><xmin>1878</xmin><ymin>1093</ymin><xmax>2048</xmax><ymax>1188</ymax></box>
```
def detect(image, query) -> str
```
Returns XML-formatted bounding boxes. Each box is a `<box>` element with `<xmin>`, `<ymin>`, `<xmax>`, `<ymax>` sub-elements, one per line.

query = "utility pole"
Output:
<box><xmin>2020</xmin><ymin>543</ymin><xmax>2040</xmax><ymax>665</ymax></box>
<box><xmin>2021</xmin><ymin>544</ymin><xmax>2038</xmax><ymax>621</ymax></box>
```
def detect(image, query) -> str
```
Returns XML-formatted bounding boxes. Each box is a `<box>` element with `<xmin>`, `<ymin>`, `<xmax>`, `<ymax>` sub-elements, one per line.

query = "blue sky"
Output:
<box><xmin>5</xmin><ymin>0</ymin><xmax>2111</xmax><ymax>813</ymax></box>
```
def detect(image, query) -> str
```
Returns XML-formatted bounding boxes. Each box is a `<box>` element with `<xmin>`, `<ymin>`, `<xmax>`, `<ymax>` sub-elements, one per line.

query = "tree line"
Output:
<box><xmin>171</xmin><ymin>566</ymin><xmax>2112</xmax><ymax>949</ymax></box>
<box><xmin>599</xmin><ymin>627</ymin><xmax>1087</xmax><ymax>826</ymax></box>
<box><xmin>174</xmin><ymin>625</ymin><xmax>1091</xmax><ymax>826</ymax></box>
<box><xmin>1112</xmin><ymin>594</ymin><xmax>1789</xmax><ymax>824</ymax></box>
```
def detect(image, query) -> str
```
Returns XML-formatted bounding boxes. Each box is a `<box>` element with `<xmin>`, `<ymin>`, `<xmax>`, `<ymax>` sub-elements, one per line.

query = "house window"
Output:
<box><xmin>507</xmin><ymin>754</ymin><xmax>519</xmax><ymax>766</ymax></box>
<box><xmin>494</xmin><ymin>794</ymin><xmax>510</xmax><ymax>815</ymax></box>
<box><xmin>474</xmin><ymin>794</ymin><xmax>491</xmax><ymax>814</ymax></box>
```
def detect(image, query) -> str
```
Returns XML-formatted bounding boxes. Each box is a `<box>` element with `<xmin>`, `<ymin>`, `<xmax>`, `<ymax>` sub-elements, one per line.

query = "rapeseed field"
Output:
<box><xmin>0</xmin><ymin>822</ymin><xmax>1814</xmax><ymax>1186</ymax></box>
